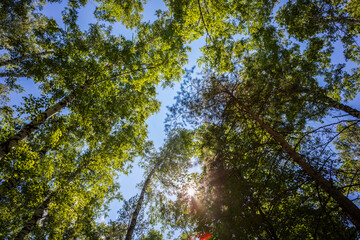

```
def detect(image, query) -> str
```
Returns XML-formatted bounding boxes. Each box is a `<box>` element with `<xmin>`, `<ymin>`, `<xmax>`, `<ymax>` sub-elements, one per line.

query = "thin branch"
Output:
<box><xmin>293</xmin><ymin>120</ymin><xmax>359</xmax><ymax>151</ymax></box>
<box><xmin>197</xmin><ymin>0</ymin><xmax>213</xmax><ymax>41</ymax></box>
<box><xmin>0</xmin><ymin>51</ymin><xmax>54</xmax><ymax>67</ymax></box>
<box><xmin>0</xmin><ymin>72</ymin><xmax>28</xmax><ymax>78</ymax></box>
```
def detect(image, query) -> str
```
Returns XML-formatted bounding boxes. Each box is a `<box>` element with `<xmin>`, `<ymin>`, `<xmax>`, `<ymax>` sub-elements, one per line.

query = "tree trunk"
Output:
<box><xmin>299</xmin><ymin>86</ymin><xmax>360</xmax><ymax>119</ymax></box>
<box><xmin>0</xmin><ymin>177</ymin><xmax>18</xmax><ymax>199</ymax></box>
<box><xmin>325</xmin><ymin>16</ymin><xmax>360</xmax><ymax>26</ymax></box>
<box><xmin>14</xmin><ymin>197</ymin><xmax>52</xmax><ymax>240</ymax></box>
<box><xmin>336</xmin><ymin>17</ymin><xmax>360</xmax><ymax>26</ymax></box>
<box><xmin>321</xmin><ymin>95</ymin><xmax>360</xmax><ymax>120</ymax></box>
<box><xmin>124</xmin><ymin>160</ymin><xmax>162</xmax><ymax>240</ymax></box>
<box><xmin>14</xmin><ymin>160</ymin><xmax>91</xmax><ymax>240</ymax></box>
<box><xmin>0</xmin><ymin>51</ymin><xmax>54</xmax><ymax>67</ymax></box>
<box><xmin>0</xmin><ymin>81</ymin><xmax>91</xmax><ymax>161</ymax></box>
<box><xmin>225</xmin><ymin>90</ymin><xmax>360</xmax><ymax>229</ymax></box>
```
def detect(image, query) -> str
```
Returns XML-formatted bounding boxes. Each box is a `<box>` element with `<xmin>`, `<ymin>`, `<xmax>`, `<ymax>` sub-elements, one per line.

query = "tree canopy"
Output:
<box><xmin>1</xmin><ymin>0</ymin><xmax>360</xmax><ymax>239</ymax></box>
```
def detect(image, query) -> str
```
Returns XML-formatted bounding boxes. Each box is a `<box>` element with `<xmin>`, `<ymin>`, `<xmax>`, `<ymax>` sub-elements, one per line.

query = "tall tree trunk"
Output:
<box><xmin>299</xmin><ymin>87</ymin><xmax>360</xmax><ymax>119</ymax></box>
<box><xmin>14</xmin><ymin>196</ymin><xmax>52</xmax><ymax>240</ymax></box>
<box><xmin>225</xmin><ymin>89</ymin><xmax>360</xmax><ymax>228</ymax></box>
<box><xmin>0</xmin><ymin>51</ymin><xmax>54</xmax><ymax>67</ymax></box>
<box><xmin>320</xmin><ymin>16</ymin><xmax>360</xmax><ymax>26</ymax></box>
<box><xmin>124</xmin><ymin>160</ymin><xmax>162</xmax><ymax>240</ymax></box>
<box><xmin>333</xmin><ymin>17</ymin><xmax>360</xmax><ymax>26</ymax></box>
<box><xmin>321</xmin><ymin>95</ymin><xmax>360</xmax><ymax>120</ymax></box>
<box><xmin>14</xmin><ymin>160</ymin><xmax>91</xmax><ymax>240</ymax></box>
<box><xmin>0</xmin><ymin>81</ymin><xmax>91</xmax><ymax>161</ymax></box>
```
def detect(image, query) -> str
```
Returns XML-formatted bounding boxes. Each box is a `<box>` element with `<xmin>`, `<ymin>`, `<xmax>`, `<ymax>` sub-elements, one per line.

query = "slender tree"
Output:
<box><xmin>14</xmin><ymin>159</ymin><xmax>92</xmax><ymax>240</ymax></box>
<box><xmin>125</xmin><ymin>160</ymin><xmax>162</xmax><ymax>240</ymax></box>
<box><xmin>125</xmin><ymin>129</ymin><xmax>195</xmax><ymax>240</ymax></box>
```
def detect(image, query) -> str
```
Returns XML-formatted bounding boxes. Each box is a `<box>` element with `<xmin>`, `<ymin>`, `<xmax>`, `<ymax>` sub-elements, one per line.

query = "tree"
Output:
<box><xmin>277</xmin><ymin>0</ymin><xmax>360</xmax><ymax>66</ymax></box>
<box><xmin>225</xmin><ymin>86</ymin><xmax>360</xmax><ymax>228</ymax></box>
<box><xmin>140</xmin><ymin>229</ymin><xmax>164</xmax><ymax>240</ymax></box>
<box><xmin>334</xmin><ymin>122</ymin><xmax>360</xmax><ymax>199</ymax></box>
<box><xmin>161</xmin><ymin>5</ymin><xmax>360</xmax><ymax>228</ymax></box>
<box><xmin>125</xmin><ymin>162</ymin><xmax>161</xmax><ymax>240</ymax></box>
<box><xmin>0</xmin><ymin>0</ymin><xmax>188</xmax><ymax>238</ymax></box>
<box><xmin>148</xmin><ymin>0</ymin><xmax>359</xmax><ymax>237</ymax></box>
<box><xmin>82</xmin><ymin>128</ymin><xmax>195</xmax><ymax>240</ymax></box>
<box><xmin>69</xmin><ymin>195</ymin><xmax>146</xmax><ymax>239</ymax></box>
<box><xmin>166</xmin><ymin>70</ymin><xmax>360</xmax><ymax>237</ymax></box>
<box><xmin>125</xmin><ymin>129</ymin><xmax>195</xmax><ymax>240</ymax></box>
<box><xmin>161</xmin><ymin>0</ymin><xmax>360</xmax><ymax>119</ymax></box>
<box><xmin>14</xmin><ymin>157</ymin><xmax>93</xmax><ymax>240</ymax></box>
<box><xmin>189</xmin><ymin>131</ymin><xmax>358</xmax><ymax>239</ymax></box>
<box><xmin>3</xmin><ymin>0</ymin><xmax>360</xmax><ymax>237</ymax></box>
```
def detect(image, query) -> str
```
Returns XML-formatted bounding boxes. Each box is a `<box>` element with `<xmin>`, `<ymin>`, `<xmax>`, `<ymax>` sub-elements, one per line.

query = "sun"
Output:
<box><xmin>187</xmin><ymin>187</ymin><xmax>196</xmax><ymax>197</ymax></box>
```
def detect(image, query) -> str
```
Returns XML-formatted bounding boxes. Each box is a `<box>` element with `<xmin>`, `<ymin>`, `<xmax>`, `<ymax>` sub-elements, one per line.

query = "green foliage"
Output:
<box><xmin>140</xmin><ymin>229</ymin><xmax>164</xmax><ymax>240</ymax></box>
<box><xmin>187</xmin><ymin>124</ymin><xmax>358</xmax><ymax>239</ymax></box>
<box><xmin>94</xmin><ymin>0</ymin><xmax>146</xmax><ymax>28</ymax></box>
<box><xmin>335</xmin><ymin>121</ymin><xmax>360</xmax><ymax>199</ymax></box>
<box><xmin>276</xmin><ymin>0</ymin><xmax>360</xmax><ymax>100</ymax></box>
<box><xmin>164</xmin><ymin>31</ymin><xmax>360</xmax><ymax>236</ymax></box>
<box><xmin>77</xmin><ymin>195</ymin><xmax>149</xmax><ymax>239</ymax></box>
<box><xmin>0</xmin><ymin>0</ymin><xmax>188</xmax><ymax>238</ymax></box>
<box><xmin>2</xmin><ymin>0</ymin><xmax>360</xmax><ymax>238</ymax></box>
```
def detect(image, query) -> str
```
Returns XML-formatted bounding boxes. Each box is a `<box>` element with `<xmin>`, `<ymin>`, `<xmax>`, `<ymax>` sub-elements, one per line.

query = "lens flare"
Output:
<box><xmin>187</xmin><ymin>187</ymin><xmax>195</xmax><ymax>196</ymax></box>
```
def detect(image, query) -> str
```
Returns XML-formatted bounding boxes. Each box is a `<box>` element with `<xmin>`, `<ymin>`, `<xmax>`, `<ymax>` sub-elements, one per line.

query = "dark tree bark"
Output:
<box><xmin>321</xmin><ymin>95</ymin><xmax>360</xmax><ymax>120</ymax></box>
<box><xmin>14</xmin><ymin>197</ymin><xmax>52</xmax><ymax>240</ymax></box>
<box><xmin>224</xmin><ymin>89</ymin><xmax>360</xmax><ymax>229</ymax></box>
<box><xmin>333</xmin><ymin>17</ymin><xmax>360</xmax><ymax>26</ymax></box>
<box><xmin>298</xmin><ymin>87</ymin><xmax>360</xmax><ymax>119</ymax></box>
<box><xmin>318</xmin><ymin>16</ymin><xmax>360</xmax><ymax>26</ymax></box>
<box><xmin>124</xmin><ymin>160</ymin><xmax>162</xmax><ymax>240</ymax></box>
<box><xmin>0</xmin><ymin>81</ymin><xmax>91</xmax><ymax>161</ymax></box>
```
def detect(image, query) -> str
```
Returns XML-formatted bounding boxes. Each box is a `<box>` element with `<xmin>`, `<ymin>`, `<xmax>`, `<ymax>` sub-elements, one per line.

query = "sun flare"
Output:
<box><xmin>187</xmin><ymin>187</ymin><xmax>196</xmax><ymax>196</ymax></box>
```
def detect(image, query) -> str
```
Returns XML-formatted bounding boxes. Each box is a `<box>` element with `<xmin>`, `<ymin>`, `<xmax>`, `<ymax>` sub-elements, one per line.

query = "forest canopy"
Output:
<box><xmin>1</xmin><ymin>0</ymin><xmax>360</xmax><ymax>239</ymax></box>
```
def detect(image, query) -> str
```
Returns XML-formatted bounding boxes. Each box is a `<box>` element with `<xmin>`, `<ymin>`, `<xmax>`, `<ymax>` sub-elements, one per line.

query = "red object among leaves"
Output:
<box><xmin>188</xmin><ymin>232</ymin><xmax>212</xmax><ymax>240</ymax></box>
<box><xmin>198</xmin><ymin>232</ymin><xmax>212</xmax><ymax>240</ymax></box>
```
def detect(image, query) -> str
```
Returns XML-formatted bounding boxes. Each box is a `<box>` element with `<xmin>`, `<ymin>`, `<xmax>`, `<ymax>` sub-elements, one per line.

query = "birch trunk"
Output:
<box><xmin>225</xmin><ymin>90</ymin><xmax>360</xmax><ymax>229</ymax></box>
<box><xmin>14</xmin><ymin>161</ymin><xmax>90</xmax><ymax>240</ymax></box>
<box><xmin>124</xmin><ymin>160</ymin><xmax>162</xmax><ymax>240</ymax></box>
<box><xmin>14</xmin><ymin>197</ymin><xmax>52</xmax><ymax>240</ymax></box>
<box><xmin>0</xmin><ymin>81</ymin><xmax>91</xmax><ymax>161</ymax></box>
